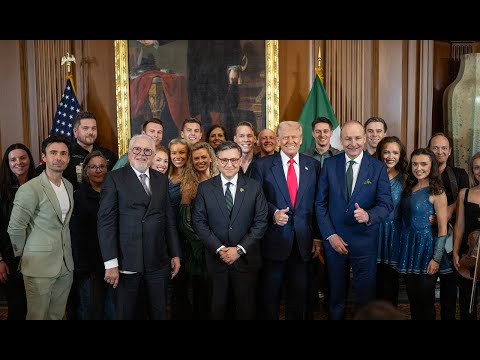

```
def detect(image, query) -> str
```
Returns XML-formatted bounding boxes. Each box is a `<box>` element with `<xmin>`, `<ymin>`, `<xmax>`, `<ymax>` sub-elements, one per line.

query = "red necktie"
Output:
<box><xmin>287</xmin><ymin>158</ymin><xmax>298</xmax><ymax>208</ymax></box>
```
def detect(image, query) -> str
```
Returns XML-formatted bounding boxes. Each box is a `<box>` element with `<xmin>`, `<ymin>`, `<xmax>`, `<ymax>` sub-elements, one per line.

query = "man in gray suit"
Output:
<box><xmin>8</xmin><ymin>135</ymin><xmax>74</xmax><ymax>320</ymax></box>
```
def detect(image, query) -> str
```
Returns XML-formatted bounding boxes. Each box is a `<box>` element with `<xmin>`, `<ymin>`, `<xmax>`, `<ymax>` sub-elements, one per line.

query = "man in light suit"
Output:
<box><xmin>98</xmin><ymin>134</ymin><xmax>181</xmax><ymax>320</ymax></box>
<box><xmin>316</xmin><ymin>120</ymin><xmax>393</xmax><ymax>320</ymax></box>
<box><xmin>192</xmin><ymin>141</ymin><xmax>268</xmax><ymax>320</ymax></box>
<box><xmin>8</xmin><ymin>135</ymin><xmax>74</xmax><ymax>320</ymax></box>
<box><xmin>253</xmin><ymin>121</ymin><xmax>321</xmax><ymax>320</ymax></box>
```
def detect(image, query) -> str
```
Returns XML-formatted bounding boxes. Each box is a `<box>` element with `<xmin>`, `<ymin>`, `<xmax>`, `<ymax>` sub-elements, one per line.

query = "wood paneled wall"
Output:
<box><xmin>0</xmin><ymin>41</ymin><xmax>25</xmax><ymax>160</ymax></box>
<box><xmin>1</xmin><ymin>39</ymin><xmax>477</xmax><ymax>167</ymax></box>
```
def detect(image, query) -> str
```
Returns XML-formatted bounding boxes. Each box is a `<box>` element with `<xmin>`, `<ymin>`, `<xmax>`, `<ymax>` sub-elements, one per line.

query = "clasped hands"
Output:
<box><xmin>219</xmin><ymin>247</ymin><xmax>240</xmax><ymax>265</ymax></box>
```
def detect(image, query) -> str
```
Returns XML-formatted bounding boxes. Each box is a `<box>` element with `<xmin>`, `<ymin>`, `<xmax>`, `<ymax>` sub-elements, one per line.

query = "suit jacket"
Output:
<box><xmin>7</xmin><ymin>171</ymin><xmax>74</xmax><ymax>277</ymax></box>
<box><xmin>192</xmin><ymin>173</ymin><xmax>268</xmax><ymax>273</ymax></box>
<box><xmin>97</xmin><ymin>165</ymin><xmax>180</xmax><ymax>273</ymax></box>
<box><xmin>315</xmin><ymin>151</ymin><xmax>393</xmax><ymax>253</ymax></box>
<box><xmin>252</xmin><ymin>152</ymin><xmax>321</xmax><ymax>262</ymax></box>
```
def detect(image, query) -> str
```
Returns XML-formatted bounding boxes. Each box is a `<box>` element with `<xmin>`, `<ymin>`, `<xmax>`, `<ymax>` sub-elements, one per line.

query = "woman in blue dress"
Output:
<box><xmin>396</xmin><ymin>148</ymin><xmax>450</xmax><ymax>320</ymax></box>
<box><xmin>375</xmin><ymin>136</ymin><xmax>407</xmax><ymax>306</ymax></box>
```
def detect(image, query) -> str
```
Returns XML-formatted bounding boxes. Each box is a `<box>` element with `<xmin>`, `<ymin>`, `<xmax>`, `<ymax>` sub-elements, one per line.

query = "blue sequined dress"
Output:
<box><xmin>396</xmin><ymin>187</ymin><xmax>452</xmax><ymax>274</ymax></box>
<box><xmin>377</xmin><ymin>173</ymin><xmax>404</xmax><ymax>265</ymax></box>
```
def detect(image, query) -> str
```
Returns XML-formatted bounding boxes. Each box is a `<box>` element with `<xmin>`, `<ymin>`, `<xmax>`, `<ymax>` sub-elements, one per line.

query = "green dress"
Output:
<box><xmin>178</xmin><ymin>203</ymin><xmax>206</xmax><ymax>277</ymax></box>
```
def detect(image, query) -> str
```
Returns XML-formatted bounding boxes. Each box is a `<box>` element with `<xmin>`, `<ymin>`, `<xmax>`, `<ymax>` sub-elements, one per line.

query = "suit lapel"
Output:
<box><xmin>350</xmin><ymin>152</ymin><xmax>371</xmax><ymax>203</ymax></box>
<box><xmin>64</xmin><ymin>181</ymin><xmax>74</xmax><ymax>222</ymax></box>
<box><xmin>336</xmin><ymin>155</ymin><xmax>349</xmax><ymax>203</ymax></box>
<box><xmin>212</xmin><ymin>176</ymin><xmax>231</xmax><ymax>221</ymax></box>
<box><xmin>40</xmin><ymin>172</ymin><xmax>63</xmax><ymax>223</ymax></box>
<box><xmin>230</xmin><ymin>174</ymin><xmax>246</xmax><ymax>224</ymax></box>
<box><xmin>295</xmin><ymin>154</ymin><xmax>310</xmax><ymax>206</ymax></box>
<box><xmin>271</xmin><ymin>154</ymin><xmax>293</xmax><ymax>208</ymax></box>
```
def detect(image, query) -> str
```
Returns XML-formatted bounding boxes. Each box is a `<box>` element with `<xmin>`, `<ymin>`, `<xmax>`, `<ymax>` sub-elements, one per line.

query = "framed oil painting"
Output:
<box><xmin>114</xmin><ymin>40</ymin><xmax>279</xmax><ymax>154</ymax></box>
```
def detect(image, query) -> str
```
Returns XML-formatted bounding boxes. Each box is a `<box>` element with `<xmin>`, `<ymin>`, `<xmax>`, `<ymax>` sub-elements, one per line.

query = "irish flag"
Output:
<box><xmin>298</xmin><ymin>68</ymin><xmax>341</xmax><ymax>153</ymax></box>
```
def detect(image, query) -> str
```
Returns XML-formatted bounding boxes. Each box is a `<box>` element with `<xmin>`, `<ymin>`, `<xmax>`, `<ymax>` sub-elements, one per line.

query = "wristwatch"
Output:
<box><xmin>236</xmin><ymin>246</ymin><xmax>245</xmax><ymax>256</ymax></box>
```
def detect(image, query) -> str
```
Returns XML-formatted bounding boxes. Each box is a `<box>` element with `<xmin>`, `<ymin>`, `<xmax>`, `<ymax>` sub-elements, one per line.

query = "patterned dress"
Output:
<box><xmin>396</xmin><ymin>187</ymin><xmax>452</xmax><ymax>274</ymax></box>
<box><xmin>377</xmin><ymin>173</ymin><xmax>404</xmax><ymax>266</ymax></box>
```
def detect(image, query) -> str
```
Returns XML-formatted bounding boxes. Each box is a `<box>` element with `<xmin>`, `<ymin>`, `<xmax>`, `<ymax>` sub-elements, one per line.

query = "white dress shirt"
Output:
<box><xmin>280</xmin><ymin>150</ymin><xmax>300</xmax><ymax>185</ymax></box>
<box><xmin>345</xmin><ymin>151</ymin><xmax>364</xmax><ymax>195</ymax></box>
<box><xmin>221</xmin><ymin>173</ymin><xmax>238</xmax><ymax>204</ymax></box>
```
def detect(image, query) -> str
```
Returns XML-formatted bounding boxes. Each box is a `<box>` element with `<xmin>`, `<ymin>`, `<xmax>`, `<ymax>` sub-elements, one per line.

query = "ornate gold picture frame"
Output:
<box><xmin>114</xmin><ymin>40</ymin><xmax>279</xmax><ymax>154</ymax></box>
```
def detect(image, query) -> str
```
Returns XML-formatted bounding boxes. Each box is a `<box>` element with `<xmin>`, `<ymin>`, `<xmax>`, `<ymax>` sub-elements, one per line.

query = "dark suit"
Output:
<box><xmin>253</xmin><ymin>152</ymin><xmax>321</xmax><ymax>319</ymax></box>
<box><xmin>316</xmin><ymin>151</ymin><xmax>393</xmax><ymax>320</ymax></box>
<box><xmin>97</xmin><ymin>165</ymin><xmax>181</xmax><ymax>320</ymax></box>
<box><xmin>192</xmin><ymin>173</ymin><xmax>268</xmax><ymax>320</ymax></box>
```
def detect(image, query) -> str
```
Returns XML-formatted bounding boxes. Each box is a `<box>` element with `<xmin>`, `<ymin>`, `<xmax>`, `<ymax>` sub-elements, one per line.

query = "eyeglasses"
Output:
<box><xmin>131</xmin><ymin>147</ymin><xmax>153</xmax><ymax>156</ymax></box>
<box><xmin>218</xmin><ymin>158</ymin><xmax>240</xmax><ymax>166</ymax></box>
<box><xmin>87</xmin><ymin>164</ymin><xmax>107</xmax><ymax>171</ymax></box>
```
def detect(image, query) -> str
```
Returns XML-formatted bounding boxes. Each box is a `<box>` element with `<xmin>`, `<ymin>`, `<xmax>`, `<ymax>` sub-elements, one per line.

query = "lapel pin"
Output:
<box><xmin>305</xmin><ymin>166</ymin><xmax>308</xmax><ymax>171</ymax></box>
<box><xmin>240</xmin><ymin>188</ymin><xmax>244</xmax><ymax>192</ymax></box>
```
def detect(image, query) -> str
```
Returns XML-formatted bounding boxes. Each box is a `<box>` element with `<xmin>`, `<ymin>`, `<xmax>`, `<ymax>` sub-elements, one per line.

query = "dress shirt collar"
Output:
<box><xmin>280</xmin><ymin>150</ymin><xmax>300</xmax><ymax>166</ymax></box>
<box><xmin>131</xmin><ymin>165</ymin><xmax>150</xmax><ymax>179</ymax></box>
<box><xmin>220</xmin><ymin>173</ymin><xmax>238</xmax><ymax>187</ymax></box>
<box><xmin>344</xmin><ymin>151</ymin><xmax>364</xmax><ymax>165</ymax></box>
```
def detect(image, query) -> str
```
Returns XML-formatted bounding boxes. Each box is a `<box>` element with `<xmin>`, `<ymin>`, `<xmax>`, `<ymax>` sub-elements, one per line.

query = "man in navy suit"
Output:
<box><xmin>192</xmin><ymin>141</ymin><xmax>268</xmax><ymax>320</ymax></box>
<box><xmin>316</xmin><ymin>120</ymin><xmax>393</xmax><ymax>320</ymax></box>
<box><xmin>98</xmin><ymin>134</ymin><xmax>181</xmax><ymax>320</ymax></box>
<box><xmin>253</xmin><ymin>121</ymin><xmax>321</xmax><ymax>320</ymax></box>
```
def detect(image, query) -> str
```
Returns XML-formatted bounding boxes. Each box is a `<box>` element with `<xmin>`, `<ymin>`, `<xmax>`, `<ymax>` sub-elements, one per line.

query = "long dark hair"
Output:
<box><xmin>404</xmin><ymin>148</ymin><xmax>444</xmax><ymax>196</ymax></box>
<box><xmin>375</xmin><ymin>136</ymin><xmax>407</xmax><ymax>174</ymax></box>
<box><xmin>0</xmin><ymin>143</ymin><xmax>36</xmax><ymax>202</ymax></box>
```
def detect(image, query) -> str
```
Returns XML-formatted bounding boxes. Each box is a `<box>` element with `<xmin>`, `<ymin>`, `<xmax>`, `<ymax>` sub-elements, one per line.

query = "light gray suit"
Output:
<box><xmin>8</xmin><ymin>171</ymin><xmax>74</xmax><ymax>319</ymax></box>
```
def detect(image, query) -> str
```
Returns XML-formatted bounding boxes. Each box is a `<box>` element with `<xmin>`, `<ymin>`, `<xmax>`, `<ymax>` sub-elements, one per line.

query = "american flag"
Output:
<box><xmin>50</xmin><ymin>75</ymin><xmax>82</xmax><ymax>142</ymax></box>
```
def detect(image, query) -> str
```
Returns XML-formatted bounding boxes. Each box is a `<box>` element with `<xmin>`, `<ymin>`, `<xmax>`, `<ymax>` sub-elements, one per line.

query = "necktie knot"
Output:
<box><xmin>288</xmin><ymin>158</ymin><xmax>295</xmax><ymax>166</ymax></box>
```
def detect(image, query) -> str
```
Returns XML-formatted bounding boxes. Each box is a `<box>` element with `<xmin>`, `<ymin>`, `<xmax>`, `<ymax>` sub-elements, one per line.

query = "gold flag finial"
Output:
<box><xmin>61</xmin><ymin>53</ymin><xmax>76</xmax><ymax>74</ymax></box>
<box><xmin>316</xmin><ymin>45</ymin><xmax>324</xmax><ymax>84</ymax></box>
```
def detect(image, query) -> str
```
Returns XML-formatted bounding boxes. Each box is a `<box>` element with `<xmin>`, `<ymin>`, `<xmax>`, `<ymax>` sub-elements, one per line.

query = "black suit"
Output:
<box><xmin>98</xmin><ymin>165</ymin><xmax>181</xmax><ymax>320</ymax></box>
<box><xmin>192</xmin><ymin>174</ymin><xmax>268</xmax><ymax>319</ymax></box>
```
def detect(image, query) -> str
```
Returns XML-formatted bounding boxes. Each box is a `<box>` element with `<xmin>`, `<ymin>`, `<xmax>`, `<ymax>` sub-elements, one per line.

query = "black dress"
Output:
<box><xmin>457</xmin><ymin>188</ymin><xmax>480</xmax><ymax>320</ymax></box>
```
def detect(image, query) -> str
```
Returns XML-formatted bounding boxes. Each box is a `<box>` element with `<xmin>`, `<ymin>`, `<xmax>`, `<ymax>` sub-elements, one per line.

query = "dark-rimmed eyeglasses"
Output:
<box><xmin>87</xmin><ymin>164</ymin><xmax>107</xmax><ymax>171</ymax></box>
<box><xmin>218</xmin><ymin>158</ymin><xmax>240</xmax><ymax>166</ymax></box>
<box><xmin>131</xmin><ymin>147</ymin><xmax>153</xmax><ymax>156</ymax></box>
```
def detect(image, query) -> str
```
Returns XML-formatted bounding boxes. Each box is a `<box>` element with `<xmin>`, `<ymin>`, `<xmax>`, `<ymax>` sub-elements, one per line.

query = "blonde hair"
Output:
<box><xmin>167</xmin><ymin>138</ymin><xmax>190</xmax><ymax>179</ymax></box>
<box><xmin>181</xmin><ymin>142</ymin><xmax>219</xmax><ymax>201</ymax></box>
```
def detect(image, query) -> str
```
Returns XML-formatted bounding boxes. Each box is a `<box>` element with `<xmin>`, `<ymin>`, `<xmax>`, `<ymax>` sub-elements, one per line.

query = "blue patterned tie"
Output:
<box><xmin>225</xmin><ymin>182</ymin><xmax>233</xmax><ymax>215</ymax></box>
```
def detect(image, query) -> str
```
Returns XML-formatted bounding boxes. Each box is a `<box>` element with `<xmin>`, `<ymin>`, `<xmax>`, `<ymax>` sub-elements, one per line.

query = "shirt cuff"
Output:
<box><xmin>216</xmin><ymin>245</ymin><xmax>226</xmax><ymax>254</ymax></box>
<box><xmin>326</xmin><ymin>234</ymin><xmax>336</xmax><ymax>241</ymax></box>
<box><xmin>237</xmin><ymin>244</ymin><xmax>247</xmax><ymax>254</ymax></box>
<box><xmin>104</xmin><ymin>258</ymin><xmax>118</xmax><ymax>269</ymax></box>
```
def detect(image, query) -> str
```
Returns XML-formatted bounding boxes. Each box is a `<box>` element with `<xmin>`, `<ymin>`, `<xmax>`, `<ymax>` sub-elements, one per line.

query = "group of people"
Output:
<box><xmin>0</xmin><ymin>111</ymin><xmax>479</xmax><ymax>320</ymax></box>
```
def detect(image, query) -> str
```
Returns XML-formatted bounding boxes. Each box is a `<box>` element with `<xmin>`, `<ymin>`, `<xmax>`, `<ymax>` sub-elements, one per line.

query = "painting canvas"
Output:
<box><xmin>114</xmin><ymin>40</ymin><xmax>279</xmax><ymax>153</ymax></box>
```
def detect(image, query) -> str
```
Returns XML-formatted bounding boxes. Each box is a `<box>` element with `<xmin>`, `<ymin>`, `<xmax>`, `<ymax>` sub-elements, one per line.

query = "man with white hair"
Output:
<box><xmin>98</xmin><ymin>134</ymin><xmax>181</xmax><ymax>320</ymax></box>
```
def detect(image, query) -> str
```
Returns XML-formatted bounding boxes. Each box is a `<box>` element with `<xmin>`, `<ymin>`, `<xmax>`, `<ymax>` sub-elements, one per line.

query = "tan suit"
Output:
<box><xmin>8</xmin><ymin>171</ymin><xmax>74</xmax><ymax>319</ymax></box>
